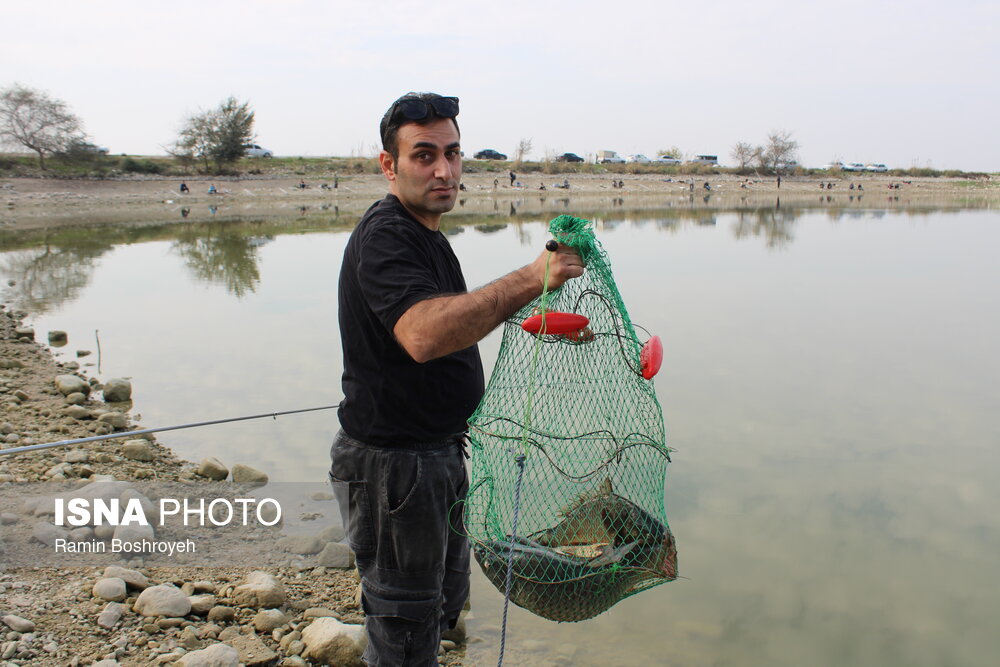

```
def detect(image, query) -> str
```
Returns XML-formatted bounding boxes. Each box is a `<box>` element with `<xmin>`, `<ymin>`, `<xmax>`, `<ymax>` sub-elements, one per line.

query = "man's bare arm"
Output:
<box><xmin>394</xmin><ymin>245</ymin><xmax>584</xmax><ymax>363</ymax></box>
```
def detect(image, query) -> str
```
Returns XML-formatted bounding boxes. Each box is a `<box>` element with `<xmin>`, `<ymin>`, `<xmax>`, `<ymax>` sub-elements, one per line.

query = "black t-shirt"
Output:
<box><xmin>337</xmin><ymin>195</ymin><xmax>485</xmax><ymax>446</ymax></box>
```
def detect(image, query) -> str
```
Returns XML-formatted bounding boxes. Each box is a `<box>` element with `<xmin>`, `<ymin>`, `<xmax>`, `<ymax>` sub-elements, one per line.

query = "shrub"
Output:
<box><xmin>119</xmin><ymin>157</ymin><xmax>163</xmax><ymax>174</ymax></box>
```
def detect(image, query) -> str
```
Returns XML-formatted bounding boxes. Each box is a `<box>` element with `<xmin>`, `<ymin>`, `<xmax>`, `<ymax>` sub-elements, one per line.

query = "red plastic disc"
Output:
<box><xmin>521</xmin><ymin>312</ymin><xmax>590</xmax><ymax>335</ymax></box>
<box><xmin>640</xmin><ymin>335</ymin><xmax>663</xmax><ymax>379</ymax></box>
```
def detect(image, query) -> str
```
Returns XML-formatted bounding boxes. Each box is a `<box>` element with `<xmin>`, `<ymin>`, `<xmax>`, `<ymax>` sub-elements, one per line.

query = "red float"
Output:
<box><xmin>640</xmin><ymin>335</ymin><xmax>663</xmax><ymax>379</ymax></box>
<box><xmin>521</xmin><ymin>312</ymin><xmax>590</xmax><ymax>336</ymax></box>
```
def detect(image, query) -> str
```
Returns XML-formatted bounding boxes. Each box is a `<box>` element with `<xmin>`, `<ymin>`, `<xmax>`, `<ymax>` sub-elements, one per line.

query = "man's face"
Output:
<box><xmin>379</xmin><ymin>118</ymin><xmax>462</xmax><ymax>229</ymax></box>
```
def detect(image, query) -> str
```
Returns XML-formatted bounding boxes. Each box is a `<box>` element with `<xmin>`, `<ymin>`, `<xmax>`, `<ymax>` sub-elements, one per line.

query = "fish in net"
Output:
<box><xmin>465</xmin><ymin>214</ymin><xmax>676</xmax><ymax>623</ymax></box>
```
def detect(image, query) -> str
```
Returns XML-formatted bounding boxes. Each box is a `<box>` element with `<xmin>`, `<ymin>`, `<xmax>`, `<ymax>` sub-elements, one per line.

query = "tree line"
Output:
<box><xmin>0</xmin><ymin>83</ymin><xmax>255</xmax><ymax>171</ymax></box>
<box><xmin>1</xmin><ymin>83</ymin><xmax>801</xmax><ymax>175</ymax></box>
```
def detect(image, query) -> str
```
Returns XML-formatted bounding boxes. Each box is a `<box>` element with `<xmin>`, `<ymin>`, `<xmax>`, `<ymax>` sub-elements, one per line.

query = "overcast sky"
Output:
<box><xmin>4</xmin><ymin>0</ymin><xmax>998</xmax><ymax>171</ymax></box>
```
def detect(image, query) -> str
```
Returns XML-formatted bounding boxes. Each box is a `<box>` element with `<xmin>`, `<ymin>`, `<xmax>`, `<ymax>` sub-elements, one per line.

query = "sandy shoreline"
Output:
<box><xmin>3</xmin><ymin>172</ymin><xmax>998</xmax><ymax>231</ymax></box>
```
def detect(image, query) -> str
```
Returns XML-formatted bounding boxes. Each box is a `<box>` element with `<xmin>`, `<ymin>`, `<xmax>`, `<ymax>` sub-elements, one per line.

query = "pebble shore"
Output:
<box><xmin>0</xmin><ymin>306</ymin><xmax>472</xmax><ymax>666</ymax></box>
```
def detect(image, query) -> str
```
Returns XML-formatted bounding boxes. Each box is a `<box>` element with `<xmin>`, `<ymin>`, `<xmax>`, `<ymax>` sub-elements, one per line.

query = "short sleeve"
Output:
<box><xmin>356</xmin><ymin>221</ymin><xmax>441</xmax><ymax>333</ymax></box>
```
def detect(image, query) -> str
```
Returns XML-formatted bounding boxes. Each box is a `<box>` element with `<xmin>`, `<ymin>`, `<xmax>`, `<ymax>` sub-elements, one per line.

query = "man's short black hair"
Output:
<box><xmin>380</xmin><ymin>92</ymin><xmax>461</xmax><ymax>161</ymax></box>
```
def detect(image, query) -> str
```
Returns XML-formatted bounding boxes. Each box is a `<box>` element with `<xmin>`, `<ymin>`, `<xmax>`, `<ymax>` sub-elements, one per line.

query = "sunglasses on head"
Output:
<box><xmin>391</xmin><ymin>96</ymin><xmax>460</xmax><ymax>122</ymax></box>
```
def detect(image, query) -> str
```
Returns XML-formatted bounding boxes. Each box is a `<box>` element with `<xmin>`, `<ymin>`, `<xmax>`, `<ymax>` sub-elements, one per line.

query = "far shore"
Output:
<box><xmin>2</xmin><ymin>172</ymin><xmax>999</xmax><ymax>231</ymax></box>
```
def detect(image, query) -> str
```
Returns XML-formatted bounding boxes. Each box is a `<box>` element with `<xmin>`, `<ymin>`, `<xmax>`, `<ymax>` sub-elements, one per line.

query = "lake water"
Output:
<box><xmin>2</xmin><ymin>201</ymin><xmax>999</xmax><ymax>666</ymax></box>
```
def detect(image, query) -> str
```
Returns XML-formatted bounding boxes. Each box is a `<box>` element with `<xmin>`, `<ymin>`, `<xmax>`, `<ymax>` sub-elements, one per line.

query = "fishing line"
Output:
<box><xmin>0</xmin><ymin>404</ymin><xmax>338</xmax><ymax>456</ymax></box>
<box><xmin>498</xmin><ymin>240</ymin><xmax>557</xmax><ymax>667</ymax></box>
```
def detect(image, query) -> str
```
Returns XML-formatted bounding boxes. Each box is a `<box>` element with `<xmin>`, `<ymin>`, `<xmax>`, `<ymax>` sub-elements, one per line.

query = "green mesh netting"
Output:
<box><xmin>465</xmin><ymin>215</ymin><xmax>677</xmax><ymax>623</ymax></box>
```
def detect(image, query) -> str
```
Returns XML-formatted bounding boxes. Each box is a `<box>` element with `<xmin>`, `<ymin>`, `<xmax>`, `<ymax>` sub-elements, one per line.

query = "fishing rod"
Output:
<box><xmin>0</xmin><ymin>404</ymin><xmax>338</xmax><ymax>457</ymax></box>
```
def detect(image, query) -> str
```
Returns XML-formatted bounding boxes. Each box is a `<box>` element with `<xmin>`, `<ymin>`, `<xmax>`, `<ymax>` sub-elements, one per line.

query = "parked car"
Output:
<box><xmin>554</xmin><ymin>152</ymin><xmax>584</xmax><ymax>163</ymax></box>
<box><xmin>243</xmin><ymin>144</ymin><xmax>273</xmax><ymax>158</ymax></box>
<box><xmin>627</xmin><ymin>154</ymin><xmax>650</xmax><ymax>163</ymax></box>
<box><xmin>842</xmin><ymin>162</ymin><xmax>866</xmax><ymax>172</ymax></box>
<box><xmin>823</xmin><ymin>162</ymin><xmax>846</xmax><ymax>170</ymax></box>
<box><xmin>689</xmin><ymin>154</ymin><xmax>719</xmax><ymax>166</ymax></box>
<box><xmin>653</xmin><ymin>155</ymin><xmax>681</xmax><ymax>165</ymax></box>
<box><xmin>597</xmin><ymin>150</ymin><xmax>625</xmax><ymax>164</ymax></box>
<box><xmin>474</xmin><ymin>149</ymin><xmax>507</xmax><ymax>160</ymax></box>
<box><xmin>866</xmin><ymin>163</ymin><xmax>888</xmax><ymax>173</ymax></box>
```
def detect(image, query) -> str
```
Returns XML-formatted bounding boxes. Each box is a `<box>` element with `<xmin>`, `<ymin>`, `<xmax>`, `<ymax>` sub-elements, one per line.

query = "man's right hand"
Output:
<box><xmin>531</xmin><ymin>242</ymin><xmax>585</xmax><ymax>291</ymax></box>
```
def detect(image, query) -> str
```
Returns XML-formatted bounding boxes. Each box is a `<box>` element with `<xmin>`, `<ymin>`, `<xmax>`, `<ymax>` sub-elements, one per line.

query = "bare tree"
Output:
<box><xmin>0</xmin><ymin>83</ymin><xmax>84</xmax><ymax>169</ymax></box>
<box><xmin>173</xmin><ymin>97</ymin><xmax>255</xmax><ymax>171</ymax></box>
<box><xmin>514</xmin><ymin>137</ymin><xmax>533</xmax><ymax>163</ymax></box>
<box><xmin>759</xmin><ymin>130</ymin><xmax>799</xmax><ymax>172</ymax></box>
<box><xmin>731</xmin><ymin>141</ymin><xmax>760</xmax><ymax>170</ymax></box>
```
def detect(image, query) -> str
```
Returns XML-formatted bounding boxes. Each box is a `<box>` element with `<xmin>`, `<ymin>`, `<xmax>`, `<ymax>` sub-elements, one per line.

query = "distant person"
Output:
<box><xmin>849</xmin><ymin>183</ymin><xmax>855</xmax><ymax>190</ymax></box>
<box><xmin>179</xmin><ymin>182</ymin><xmax>190</xmax><ymax>194</ymax></box>
<box><xmin>689</xmin><ymin>180</ymin><xmax>695</xmax><ymax>193</ymax></box>
<box><xmin>509</xmin><ymin>170</ymin><xmax>516</xmax><ymax>186</ymax></box>
<box><xmin>857</xmin><ymin>184</ymin><xmax>863</xmax><ymax>191</ymax></box>
<box><xmin>540</xmin><ymin>182</ymin><xmax>547</xmax><ymax>190</ymax></box>
<box><xmin>703</xmin><ymin>181</ymin><xmax>711</xmax><ymax>191</ymax></box>
<box><xmin>459</xmin><ymin>182</ymin><xmax>467</xmax><ymax>191</ymax></box>
<box><xmin>826</xmin><ymin>182</ymin><xmax>833</xmax><ymax>190</ymax></box>
<box><xmin>299</xmin><ymin>179</ymin><xmax>307</xmax><ymax>189</ymax></box>
<box><xmin>334</xmin><ymin>173</ymin><xmax>339</xmax><ymax>189</ymax></box>
<box><xmin>563</xmin><ymin>178</ymin><xmax>570</xmax><ymax>189</ymax></box>
<box><xmin>776</xmin><ymin>175</ymin><xmax>781</xmax><ymax>189</ymax></box>
<box><xmin>493</xmin><ymin>177</ymin><xmax>499</xmax><ymax>189</ymax></box>
<box><xmin>208</xmin><ymin>184</ymin><xmax>217</xmax><ymax>195</ymax></box>
<box><xmin>820</xmin><ymin>181</ymin><xmax>825</xmax><ymax>189</ymax></box>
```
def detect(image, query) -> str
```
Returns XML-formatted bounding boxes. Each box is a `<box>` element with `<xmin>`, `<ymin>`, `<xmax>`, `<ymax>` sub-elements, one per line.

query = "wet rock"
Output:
<box><xmin>97</xmin><ymin>602</ymin><xmax>125</xmax><ymax>629</ymax></box>
<box><xmin>54</xmin><ymin>375</ymin><xmax>89</xmax><ymax>396</ymax></box>
<box><xmin>14</xmin><ymin>327</ymin><xmax>34</xmax><ymax>340</ymax></box>
<box><xmin>63</xmin><ymin>405</ymin><xmax>93</xmax><ymax>420</ymax></box>
<box><xmin>301</xmin><ymin>616</ymin><xmax>367</xmax><ymax>666</ymax></box>
<box><xmin>102</xmin><ymin>378</ymin><xmax>132</xmax><ymax>403</ymax></box>
<box><xmin>316</xmin><ymin>542</ymin><xmax>355</xmax><ymax>568</ymax></box>
<box><xmin>233</xmin><ymin>571</ymin><xmax>285</xmax><ymax>608</ymax></box>
<box><xmin>303</xmin><ymin>607</ymin><xmax>339</xmax><ymax>620</ymax></box>
<box><xmin>47</xmin><ymin>331</ymin><xmax>67</xmax><ymax>345</ymax></box>
<box><xmin>231</xmin><ymin>464</ymin><xmax>268</xmax><ymax>486</ymax></box>
<box><xmin>65</xmin><ymin>392</ymin><xmax>87</xmax><ymax>405</ymax></box>
<box><xmin>134</xmin><ymin>584</ymin><xmax>192</xmax><ymax>617</ymax></box>
<box><xmin>92</xmin><ymin>578</ymin><xmax>127</xmax><ymax>602</ymax></box>
<box><xmin>441</xmin><ymin>614</ymin><xmax>467</xmax><ymax>644</ymax></box>
<box><xmin>97</xmin><ymin>411</ymin><xmax>128</xmax><ymax>429</ymax></box>
<box><xmin>1</xmin><ymin>615</ymin><xmax>35</xmax><ymax>633</ymax></box>
<box><xmin>173</xmin><ymin>642</ymin><xmax>240</xmax><ymax>667</ymax></box>
<box><xmin>276</xmin><ymin>535</ymin><xmax>324</xmax><ymax>555</ymax></box>
<box><xmin>196</xmin><ymin>457</ymin><xmax>229</xmax><ymax>481</ymax></box>
<box><xmin>122</xmin><ymin>439</ymin><xmax>155</xmax><ymax>461</ymax></box>
<box><xmin>104</xmin><ymin>565</ymin><xmax>149</xmax><ymax>590</ymax></box>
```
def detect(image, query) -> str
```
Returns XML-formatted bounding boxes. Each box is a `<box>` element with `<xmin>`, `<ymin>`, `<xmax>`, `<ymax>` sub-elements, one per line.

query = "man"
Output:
<box><xmin>330</xmin><ymin>92</ymin><xmax>582</xmax><ymax>666</ymax></box>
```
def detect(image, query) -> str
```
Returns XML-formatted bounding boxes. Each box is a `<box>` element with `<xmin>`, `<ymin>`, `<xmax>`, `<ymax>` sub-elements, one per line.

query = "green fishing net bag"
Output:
<box><xmin>465</xmin><ymin>215</ymin><xmax>676</xmax><ymax>623</ymax></box>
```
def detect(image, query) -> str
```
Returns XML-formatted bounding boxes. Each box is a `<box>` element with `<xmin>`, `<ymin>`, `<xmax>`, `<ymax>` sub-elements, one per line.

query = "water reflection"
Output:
<box><xmin>171</xmin><ymin>226</ymin><xmax>272</xmax><ymax>298</ymax></box>
<box><xmin>731</xmin><ymin>207</ymin><xmax>801</xmax><ymax>248</ymax></box>
<box><xmin>0</xmin><ymin>242</ymin><xmax>109</xmax><ymax>314</ymax></box>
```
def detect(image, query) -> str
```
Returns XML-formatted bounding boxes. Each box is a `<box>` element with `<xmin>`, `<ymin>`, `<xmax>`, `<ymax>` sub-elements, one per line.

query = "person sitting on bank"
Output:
<box><xmin>208</xmin><ymin>184</ymin><xmax>217</xmax><ymax>195</ymax></box>
<box><xmin>179</xmin><ymin>182</ymin><xmax>190</xmax><ymax>194</ymax></box>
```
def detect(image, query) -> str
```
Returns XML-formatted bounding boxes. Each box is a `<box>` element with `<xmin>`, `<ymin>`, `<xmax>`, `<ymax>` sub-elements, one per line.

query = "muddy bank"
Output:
<box><xmin>2</xmin><ymin>173</ymin><xmax>997</xmax><ymax>231</ymax></box>
<box><xmin>0</xmin><ymin>307</ymin><xmax>472</xmax><ymax>666</ymax></box>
